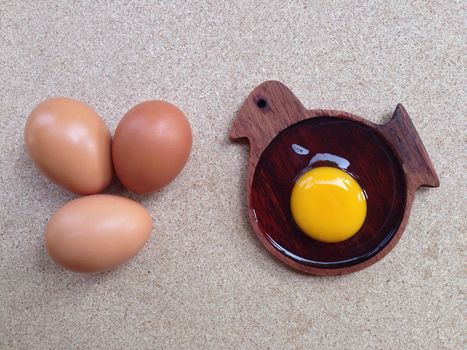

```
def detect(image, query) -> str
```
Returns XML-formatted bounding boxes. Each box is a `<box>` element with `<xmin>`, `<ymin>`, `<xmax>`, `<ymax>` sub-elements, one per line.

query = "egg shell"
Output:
<box><xmin>45</xmin><ymin>194</ymin><xmax>153</xmax><ymax>273</ymax></box>
<box><xmin>24</xmin><ymin>97</ymin><xmax>112</xmax><ymax>194</ymax></box>
<box><xmin>112</xmin><ymin>100</ymin><xmax>192</xmax><ymax>194</ymax></box>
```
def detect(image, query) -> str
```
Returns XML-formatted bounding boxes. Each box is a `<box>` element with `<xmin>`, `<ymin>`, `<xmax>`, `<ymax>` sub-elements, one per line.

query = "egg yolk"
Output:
<box><xmin>290</xmin><ymin>166</ymin><xmax>367</xmax><ymax>243</ymax></box>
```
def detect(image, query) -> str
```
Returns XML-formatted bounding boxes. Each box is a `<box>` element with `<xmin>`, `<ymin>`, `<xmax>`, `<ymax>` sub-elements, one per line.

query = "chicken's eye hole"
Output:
<box><xmin>256</xmin><ymin>99</ymin><xmax>267</xmax><ymax>109</ymax></box>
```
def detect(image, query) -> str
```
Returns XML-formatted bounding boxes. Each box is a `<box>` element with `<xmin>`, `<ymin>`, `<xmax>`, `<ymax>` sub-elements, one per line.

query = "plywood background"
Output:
<box><xmin>0</xmin><ymin>1</ymin><xmax>464</xmax><ymax>349</ymax></box>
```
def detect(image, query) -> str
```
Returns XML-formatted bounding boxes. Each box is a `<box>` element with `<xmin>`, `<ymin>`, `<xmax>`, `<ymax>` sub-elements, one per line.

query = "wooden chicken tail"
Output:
<box><xmin>378</xmin><ymin>104</ymin><xmax>440</xmax><ymax>189</ymax></box>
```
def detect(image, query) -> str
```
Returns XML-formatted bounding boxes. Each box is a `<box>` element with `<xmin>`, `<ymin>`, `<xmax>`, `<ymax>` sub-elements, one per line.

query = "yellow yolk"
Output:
<box><xmin>290</xmin><ymin>166</ymin><xmax>367</xmax><ymax>243</ymax></box>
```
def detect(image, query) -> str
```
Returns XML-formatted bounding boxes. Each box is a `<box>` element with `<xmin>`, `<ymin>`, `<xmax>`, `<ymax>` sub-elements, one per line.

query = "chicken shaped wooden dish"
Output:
<box><xmin>230</xmin><ymin>81</ymin><xmax>439</xmax><ymax>275</ymax></box>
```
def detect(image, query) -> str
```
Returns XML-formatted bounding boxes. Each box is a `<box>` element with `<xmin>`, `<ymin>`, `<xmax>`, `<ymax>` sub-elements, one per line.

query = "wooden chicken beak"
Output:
<box><xmin>229</xmin><ymin>113</ymin><xmax>247</xmax><ymax>141</ymax></box>
<box><xmin>229</xmin><ymin>121</ymin><xmax>241</xmax><ymax>140</ymax></box>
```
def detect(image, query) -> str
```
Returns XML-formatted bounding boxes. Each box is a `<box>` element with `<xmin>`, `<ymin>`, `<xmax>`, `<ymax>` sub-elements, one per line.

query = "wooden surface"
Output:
<box><xmin>230</xmin><ymin>81</ymin><xmax>440</xmax><ymax>275</ymax></box>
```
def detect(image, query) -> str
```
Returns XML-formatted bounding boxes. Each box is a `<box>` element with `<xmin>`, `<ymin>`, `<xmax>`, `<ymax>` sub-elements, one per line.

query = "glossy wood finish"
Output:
<box><xmin>230</xmin><ymin>81</ymin><xmax>439</xmax><ymax>275</ymax></box>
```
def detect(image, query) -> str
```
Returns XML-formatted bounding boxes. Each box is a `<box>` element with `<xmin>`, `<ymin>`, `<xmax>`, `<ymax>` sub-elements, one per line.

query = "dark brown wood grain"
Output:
<box><xmin>230</xmin><ymin>81</ymin><xmax>439</xmax><ymax>276</ymax></box>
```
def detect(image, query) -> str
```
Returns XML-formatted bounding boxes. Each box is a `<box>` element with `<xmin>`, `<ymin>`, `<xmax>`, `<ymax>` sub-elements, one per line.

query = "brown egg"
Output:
<box><xmin>112</xmin><ymin>100</ymin><xmax>192</xmax><ymax>194</ymax></box>
<box><xmin>45</xmin><ymin>194</ymin><xmax>153</xmax><ymax>273</ymax></box>
<box><xmin>24</xmin><ymin>97</ymin><xmax>112</xmax><ymax>194</ymax></box>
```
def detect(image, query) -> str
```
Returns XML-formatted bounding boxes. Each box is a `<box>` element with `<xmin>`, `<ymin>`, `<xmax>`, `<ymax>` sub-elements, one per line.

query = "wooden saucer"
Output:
<box><xmin>230</xmin><ymin>81</ymin><xmax>439</xmax><ymax>275</ymax></box>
